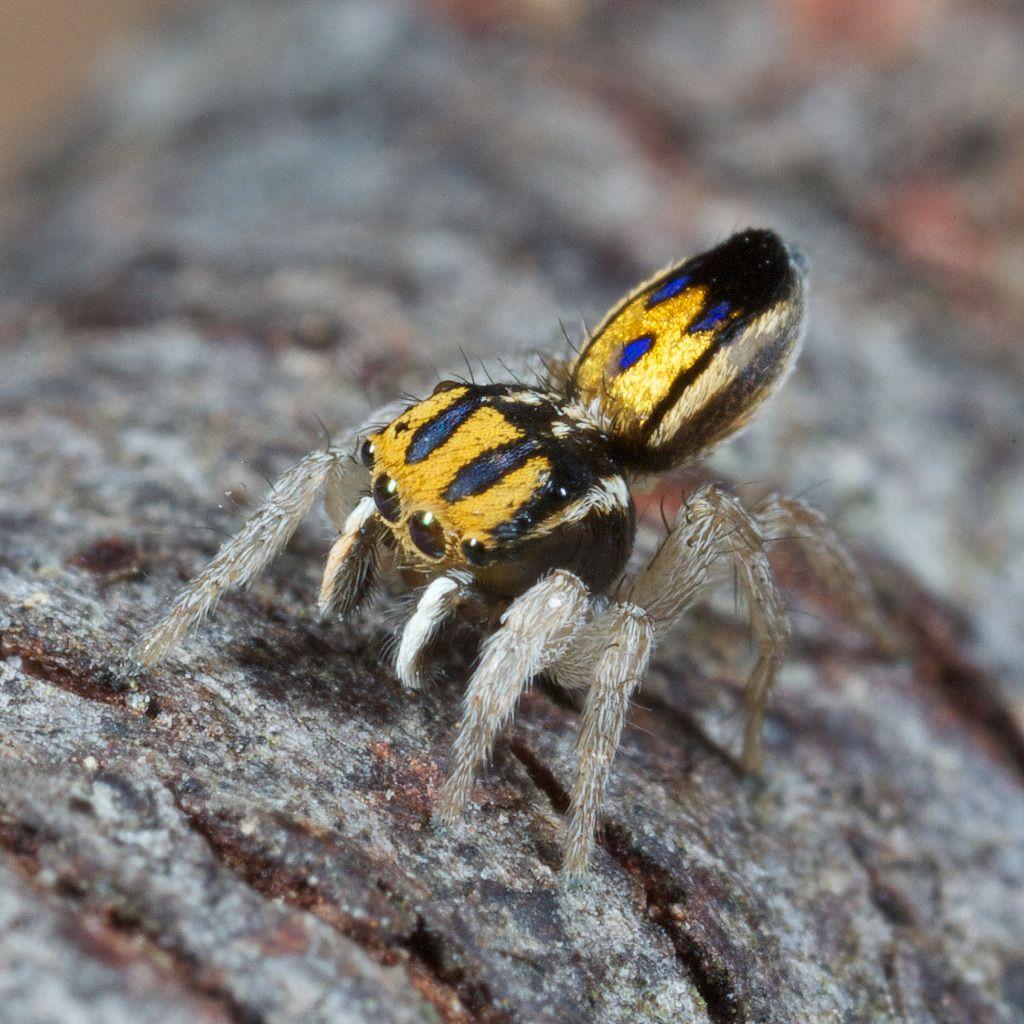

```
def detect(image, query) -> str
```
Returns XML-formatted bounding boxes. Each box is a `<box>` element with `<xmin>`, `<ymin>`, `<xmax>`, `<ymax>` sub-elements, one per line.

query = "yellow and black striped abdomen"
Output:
<box><xmin>570</xmin><ymin>229</ymin><xmax>806</xmax><ymax>471</ymax></box>
<box><xmin>363</xmin><ymin>383</ymin><xmax>633</xmax><ymax>596</ymax></box>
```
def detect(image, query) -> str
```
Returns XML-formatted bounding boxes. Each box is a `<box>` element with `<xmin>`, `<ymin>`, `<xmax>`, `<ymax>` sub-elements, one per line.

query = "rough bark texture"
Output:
<box><xmin>2</xmin><ymin>2</ymin><xmax>1023</xmax><ymax>1022</ymax></box>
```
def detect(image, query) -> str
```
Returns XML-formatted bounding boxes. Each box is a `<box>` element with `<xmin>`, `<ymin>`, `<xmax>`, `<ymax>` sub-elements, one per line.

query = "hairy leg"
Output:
<box><xmin>756</xmin><ymin>494</ymin><xmax>895</xmax><ymax>650</ymax></box>
<box><xmin>395</xmin><ymin>571</ymin><xmax>474</xmax><ymax>690</ymax></box>
<box><xmin>562</xmin><ymin>603</ymin><xmax>654</xmax><ymax>882</ymax></box>
<box><xmin>135</xmin><ymin>448</ymin><xmax>357</xmax><ymax>666</ymax></box>
<box><xmin>318</xmin><ymin>495</ymin><xmax>386</xmax><ymax>619</ymax></box>
<box><xmin>134</xmin><ymin>399</ymin><xmax>407</xmax><ymax>667</ymax></box>
<box><xmin>625</xmin><ymin>485</ymin><xmax>790</xmax><ymax>771</ymax></box>
<box><xmin>434</xmin><ymin>570</ymin><xmax>591</xmax><ymax>827</ymax></box>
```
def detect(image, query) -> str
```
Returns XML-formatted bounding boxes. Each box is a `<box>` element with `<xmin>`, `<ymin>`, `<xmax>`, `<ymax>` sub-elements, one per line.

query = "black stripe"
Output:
<box><xmin>624</xmin><ymin>327</ymin><xmax>792</xmax><ymax>469</ymax></box>
<box><xmin>643</xmin><ymin>332</ymin><xmax>730</xmax><ymax>440</ymax></box>
<box><xmin>406</xmin><ymin>394</ymin><xmax>481</xmax><ymax>464</ymax></box>
<box><xmin>443</xmin><ymin>439</ymin><xmax>542</xmax><ymax>502</ymax></box>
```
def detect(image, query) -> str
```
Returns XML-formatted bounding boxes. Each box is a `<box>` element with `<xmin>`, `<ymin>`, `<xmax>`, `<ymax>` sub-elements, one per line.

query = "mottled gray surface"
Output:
<box><xmin>1</xmin><ymin>1</ymin><xmax>1023</xmax><ymax>1022</ymax></box>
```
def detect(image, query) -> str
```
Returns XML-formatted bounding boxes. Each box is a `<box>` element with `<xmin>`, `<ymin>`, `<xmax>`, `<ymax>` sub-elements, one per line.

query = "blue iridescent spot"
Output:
<box><xmin>691</xmin><ymin>301</ymin><xmax>731</xmax><ymax>332</ymax></box>
<box><xmin>619</xmin><ymin>335</ymin><xmax>654</xmax><ymax>371</ymax></box>
<box><xmin>646</xmin><ymin>274</ymin><xmax>691</xmax><ymax>308</ymax></box>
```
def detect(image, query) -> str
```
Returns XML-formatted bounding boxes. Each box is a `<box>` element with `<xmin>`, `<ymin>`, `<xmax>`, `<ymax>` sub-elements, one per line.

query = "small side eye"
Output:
<box><xmin>432</xmin><ymin>380</ymin><xmax>461</xmax><ymax>395</ymax></box>
<box><xmin>409</xmin><ymin>510</ymin><xmax>445</xmax><ymax>559</ymax></box>
<box><xmin>358</xmin><ymin>438</ymin><xmax>375</xmax><ymax>467</ymax></box>
<box><xmin>461</xmin><ymin>537</ymin><xmax>492</xmax><ymax>566</ymax></box>
<box><xmin>373</xmin><ymin>475</ymin><xmax>401</xmax><ymax>521</ymax></box>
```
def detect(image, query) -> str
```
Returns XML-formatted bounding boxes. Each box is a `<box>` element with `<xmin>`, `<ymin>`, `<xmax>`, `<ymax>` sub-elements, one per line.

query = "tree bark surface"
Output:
<box><xmin>1</xmin><ymin>3</ymin><xmax>1023</xmax><ymax>1023</ymax></box>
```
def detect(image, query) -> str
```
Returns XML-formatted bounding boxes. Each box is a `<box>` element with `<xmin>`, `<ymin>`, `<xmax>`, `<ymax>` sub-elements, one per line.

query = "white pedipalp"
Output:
<box><xmin>395</xmin><ymin>572</ymin><xmax>473</xmax><ymax>689</ymax></box>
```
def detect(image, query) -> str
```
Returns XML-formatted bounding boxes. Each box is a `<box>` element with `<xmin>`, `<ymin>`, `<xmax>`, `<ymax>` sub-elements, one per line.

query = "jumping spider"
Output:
<box><xmin>137</xmin><ymin>229</ymin><xmax>885</xmax><ymax>881</ymax></box>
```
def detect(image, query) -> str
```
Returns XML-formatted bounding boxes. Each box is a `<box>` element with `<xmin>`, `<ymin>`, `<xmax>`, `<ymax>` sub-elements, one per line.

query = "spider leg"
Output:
<box><xmin>625</xmin><ymin>485</ymin><xmax>789</xmax><ymax>773</ymax></box>
<box><xmin>318</xmin><ymin>495</ymin><xmax>386</xmax><ymax>619</ymax></box>
<box><xmin>755</xmin><ymin>494</ymin><xmax>897</xmax><ymax>651</ymax></box>
<box><xmin>434</xmin><ymin>570</ymin><xmax>591</xmax><ymax>828</ymax></box>
<box><xmin>135</xmin><ymin>448</ymin><xmax>357</xmax><ymax>667</ymax></box>
<box><xmin>561</xmin><ymin>603</ymin><xmax>654</xmax><ymax>883</ymax></box>
<box><xmin>135</xmin><ymin>401</ymin><xmax>406</xmax><ymax>667</ymax></box>
<box><xmin>395</xmin><ymin>571</ymin><xmax>474</xmax><ymax>690</ymax></box>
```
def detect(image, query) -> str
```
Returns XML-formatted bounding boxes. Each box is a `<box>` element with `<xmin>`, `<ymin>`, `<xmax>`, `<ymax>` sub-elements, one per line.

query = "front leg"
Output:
<box><xmin>135</xmin><ymin>401</ymin><xmax>403</xmax><ymax>667</ymax></box>
<box><xmin>136</xmin><ymin>447</ymin><xmax>355</xmax><ymax>667</ymax></box>
<box><xmin>318</xmin><ymin>495</ymin><xmax>387</xmax><ymax>619</ymax></box>
<box><xmin>434</xmin><ymin>570</ymin><xmax>591</xmax><ymax>828</ymax></box>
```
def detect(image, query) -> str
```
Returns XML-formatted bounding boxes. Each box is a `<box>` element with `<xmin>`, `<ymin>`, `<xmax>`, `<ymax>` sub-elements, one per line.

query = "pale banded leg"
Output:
<box><xmin>136</xmin><ymin>448</ymin><xmax>360</xmax><ymax>666</ymax></box>
<box><xmin>625</xmin><ymin>485</ymin><xmax>789</xmax><ymax>772</ymax></box>
<box><xmin>318</xmin><ymin>496</ymin><xmax>386</xmax><ymax>619</ymax></box>
<box><xmin>395</xmin><ymin>571</ymin><xmax>474</xmax><ymax>690</ymax></box>
<box><xmin>562</xmin><ymin>603</ymin><xmax>654</xmax><ymax>882</ymax></box>
<box><xmin>434</xmin><ymin>570</ymin><xmax>591</xmax><ymax>827</ymax></box>
<box><xmin>756</xmin><ymin>494</ymin><xmax>897</xmax><ymax>651</ymax></box>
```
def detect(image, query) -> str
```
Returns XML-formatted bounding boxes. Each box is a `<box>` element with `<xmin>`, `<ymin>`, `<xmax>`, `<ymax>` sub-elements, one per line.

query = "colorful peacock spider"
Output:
<box><xmin>136</xmin><ymin>229</ymin><xmax>887</xmax><ymax>882</ymax></box>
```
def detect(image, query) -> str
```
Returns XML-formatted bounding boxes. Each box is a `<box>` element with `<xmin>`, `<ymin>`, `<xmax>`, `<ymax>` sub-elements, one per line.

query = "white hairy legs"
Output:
<box><xmin>395</xmin><ymin>572</ymin><xmax>474</xmax><ymax>690</ymax></box>
<box><xmin>135</xmin><ymin>448</ymin><xmax>360</xmax><ymax>666</ymax></box>
<box><xmin>625</xmin><ymin>484</ymin><xmax>790</xmax><ymax>772</ymax></box>
<box><xmin>434</xmin><ymin>570</ymin><xmax>592</xmax><ymax>829</ymax></box>
<box><xmin>546</xmin><ymin>486</ymin><xmax>786</xmax><ymax>878</ymax></box>
<box><xmin>549</xmin><ymin>485</ymin><xmax>892</xmax><ymax>879</ymax></box>
<box><xmin>756</xmin><ymin>494</ymin><xmax>896</xmax><ymax>650</ymax></box>
<box><xmin>561</xmin><ymin>603</ymin><xmax>654</xmax><ymax>882</ymax></box>
<box><xmin>134</xmin><ymin>402</ymin><xmax>407</xmax><ymax>668</ymax></box>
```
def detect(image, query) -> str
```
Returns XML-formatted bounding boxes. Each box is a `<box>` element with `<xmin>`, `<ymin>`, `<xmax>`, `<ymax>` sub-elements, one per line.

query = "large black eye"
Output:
<box><xmin>358</xmin><ymin>437</ymin><xmax>375</xmax><ymax>467</ymax></box>
<box><xmin>461</xmin><ymin>537</ymin><xmax>492</xmax><ymax>566</ymax></box>
<box><xmin>409</xmin><ymin>510</ymin><xmax>445</xmax><ymax>559</ymax></box>
<box><xmin>373</xmin><ymin>475</ymin><xmax>401</xmax><ymax>521</ymax></box>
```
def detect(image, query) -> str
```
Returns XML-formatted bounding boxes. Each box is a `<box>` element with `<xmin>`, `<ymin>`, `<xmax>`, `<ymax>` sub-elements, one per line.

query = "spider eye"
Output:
<box><xmin>461</xmin><ymin>537</ymin><xmax>492</xmax><ymax>566</ymax></box>
<box><xmin>409</xmin><ymin>510</ymin><xmax>445</xmax><ymax>559</ymax></box>
<box><xmin>432</xmin><ymin>379</ymin><xmax>461</xmax><ymax>395</ymax></box>
<box><xmin>358</xmin><ymin>438</ymin><xmax>375</xmax><ymax>467</ymax></box>
<box><xmin>373</xmin><ymin>475</ymin><xmax>401</xmax><ymax>521</ymax></box>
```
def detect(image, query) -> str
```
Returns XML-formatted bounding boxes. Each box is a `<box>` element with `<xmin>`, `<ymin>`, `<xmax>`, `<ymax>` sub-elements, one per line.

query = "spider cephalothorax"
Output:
<box><xmin>360</xmin><ymin>381</ymin><xmax>634</xmax><ymax>597</ymax></box>
<box><xmin>137</xmin><ymin>229</ymin><xmax>886</xmax><ymax>881</ymax></box>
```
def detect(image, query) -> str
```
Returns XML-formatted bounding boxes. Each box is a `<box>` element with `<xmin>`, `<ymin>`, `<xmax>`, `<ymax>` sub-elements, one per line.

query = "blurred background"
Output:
<box><xmin>0</xmin><ymin>1</ymin><xmax>174</xmax><ymax>184</ymax></box>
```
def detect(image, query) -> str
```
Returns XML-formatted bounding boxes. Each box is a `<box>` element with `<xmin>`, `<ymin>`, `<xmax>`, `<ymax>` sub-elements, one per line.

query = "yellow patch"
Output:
<box><xmin>369</xmin><ymin>395</ymin><xmax>549</xmax><ymax>563</ymax></box>
<box><xmin>572</xmin><ymin>280</ymin><xmax>738</xmax><ymax>441</ymax></box>
<box><xmin>447</xmin><ymin>455</ymin><xmax>549</xmax><ymax>535</ymax></box>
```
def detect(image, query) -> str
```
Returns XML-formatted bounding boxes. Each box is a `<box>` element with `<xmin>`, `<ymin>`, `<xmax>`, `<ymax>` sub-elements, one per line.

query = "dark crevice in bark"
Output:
<box><xmin>397</xmin><ymin>915</ymin><xmax>511</xmax><ymax>1024</ymax></box>
<box><xmin>627</xmin><ymin>683</ymin><xmax>746</xmax><ymax>774</ymax></box>
<box><xmin>0</xmin><ymin>629</ymin><xmax>130</xmax><ymax>710</ymax></box>
<box><xmin>0</xmin><ymin>819</ymin><xmax>259</xmax><ymax>1024</ymax></box>
<box><xmin>845</xmin><ymin>829</ymin><xmax>920</xmax><ymax>930</ymax></box>
<box><xmin>507</xmin><ymin>737</ymin><xmax>744</xmax><ymax>1024</ymax></box>
<box><xmin>167</xmin><ymin>793</ymin><xmax>502</xmax><ymax>1024</ymax></box>
<box><xmin>907</xmin><ymin>601</ymin><xmax>1024</xmax><ymax>784</ymax></box>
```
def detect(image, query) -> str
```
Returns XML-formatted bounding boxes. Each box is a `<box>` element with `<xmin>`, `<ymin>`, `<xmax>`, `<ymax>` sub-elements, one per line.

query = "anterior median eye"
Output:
<box><xmin>409</xmin><ymin>510</ymin><xmax>445</xmax><ymax>559</ymax></box>
<box><xmin>373</xmin><ymin>475</ymin><xmax>401</xmax><ymax>521</ymax></box>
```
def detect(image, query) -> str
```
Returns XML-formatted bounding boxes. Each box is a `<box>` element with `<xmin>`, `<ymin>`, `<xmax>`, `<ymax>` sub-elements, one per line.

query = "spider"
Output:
<box><xmin>136</xmin><ymin>229</ymin><xmax>886</xmax><ymax>882</ymax></box>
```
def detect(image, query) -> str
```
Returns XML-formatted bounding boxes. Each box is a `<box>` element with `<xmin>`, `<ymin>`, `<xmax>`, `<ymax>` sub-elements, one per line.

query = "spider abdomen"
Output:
<box><xmin>570</xmin><ymin>229</ymin><xmax>806</xmax><ymax>471</ymax></box>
